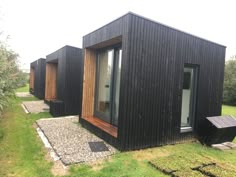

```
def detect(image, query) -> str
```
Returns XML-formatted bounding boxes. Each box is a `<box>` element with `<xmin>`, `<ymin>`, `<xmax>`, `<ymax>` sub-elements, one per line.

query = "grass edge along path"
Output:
<box><xmin>0</xmin><ymin>97</ymin><xmax>53</xmax><ymax>177</ymax></box>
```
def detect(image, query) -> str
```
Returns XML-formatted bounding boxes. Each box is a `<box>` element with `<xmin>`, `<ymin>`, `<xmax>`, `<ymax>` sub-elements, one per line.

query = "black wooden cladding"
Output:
<box><xmin>46</xmin><ymin>45</ymin><xmax>83</xmax><ymax>116</ymax></box>
<box><xmin>30</xmin><ymin>58</ymin><xmax>46</xmax><ymax>99</ymax></box>
<box><xmin>82</xmin><ymin>12</ymin><xmax>226</xmax><ymax>150</ymax></box>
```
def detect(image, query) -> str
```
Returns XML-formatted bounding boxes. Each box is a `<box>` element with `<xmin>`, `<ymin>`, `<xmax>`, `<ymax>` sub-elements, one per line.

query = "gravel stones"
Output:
<box><xmin>36</xmin><ymin>116</ymin><xmax>117</xmax><ymax>165</ymax></box>
<box><xmin>22</xmin><ymin>100</ymin><xmax>49</xmax><ymax>113</ymax></box>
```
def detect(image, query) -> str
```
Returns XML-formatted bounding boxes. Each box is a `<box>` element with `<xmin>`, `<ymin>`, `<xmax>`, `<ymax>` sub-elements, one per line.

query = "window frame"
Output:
<box><xmin>94</xmin><ymin>44</ymin><xmax>122</xmax><ymax>126</ymax></box>
<box><xmin>180</xmin><ymin>64</ymin><xmax>199</xmax><ymax>133</ymax></box>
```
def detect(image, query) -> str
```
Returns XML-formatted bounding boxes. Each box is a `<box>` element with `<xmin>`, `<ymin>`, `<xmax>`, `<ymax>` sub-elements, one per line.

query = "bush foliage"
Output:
<box><xmin>223</xmin><ymin>56</ymin><xmax>236</xmax><ymax>105</ymax></box>
<box><xmin>0</xmin><ymin>40</ymin><xmax>27</xmax><ymax>116</ymax></box>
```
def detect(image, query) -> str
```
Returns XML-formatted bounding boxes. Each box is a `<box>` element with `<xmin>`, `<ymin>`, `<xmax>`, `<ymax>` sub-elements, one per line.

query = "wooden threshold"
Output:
<box><xmin>82</xmin><ymin>116</ymin><xmax>118</xmax><ymax>138</ymax></box>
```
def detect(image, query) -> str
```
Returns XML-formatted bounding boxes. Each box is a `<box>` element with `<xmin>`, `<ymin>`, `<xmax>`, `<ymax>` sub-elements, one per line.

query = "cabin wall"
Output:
<box><xmin>46</xmin><ymin>47</ymin><xmax>66</xmax><ymax>101</ymax></box>
<box><xmin>82</xmin><ymin>13</ymin><xmax>225</xmax><ymax>151</ymax></box>
<box><xmin>64</xmin><ymin>46</ymin><xmax>83</xmax><ymax>115</ymax></box>
<box><xmin>30</xmin><ymin>58</ymin><xmax>46</xmax><ymax>99</ymax></box>
<box><xmin>46</xmin><ymin>46</ymin><xmax>83</xmax><ymax>116</ymax></box>
<box><xmin>34</xmin><ymin>59</ymin><xmax>46</xmax><ymax>99</ymax></box>
<box><xmin>118</xmin><ymin>14</ymin><xmax>225</xmax><ymax>150</ymax></box>
<box><xmin>82</xmin><ymin>15</ymin><xmax>130</xmax><ymax>146</ymax></box>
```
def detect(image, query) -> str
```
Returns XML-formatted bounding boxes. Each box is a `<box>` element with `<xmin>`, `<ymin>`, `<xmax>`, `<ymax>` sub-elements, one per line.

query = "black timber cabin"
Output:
<box><xmin>29</xmin><ymin>58</ymin><xmax>46</xmax><ymax>99</ymax></box>
<box><xmin>45</xmin><ymin>45</ymin><xmax>83</xmax><ymax>117</ymax></box>
<box><xmin>80</xmin><ymin>12</ymin><xmax>226</xmax><ymax>151</ymax></box>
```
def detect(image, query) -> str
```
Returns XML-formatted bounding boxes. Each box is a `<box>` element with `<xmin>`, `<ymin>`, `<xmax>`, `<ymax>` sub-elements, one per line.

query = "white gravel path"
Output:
<box><xmin>16</xmin><ymin>92</ymin><xmax>33</xmax><ymax>97</ymax></box>
<box><xmin>36</xmin><ymin>116</ymin><xmax>117</xmax><ymax>165</ymax></box>
<box><xmin>22</xmin><ymin>100</ymin><xmax>49</xmax><ymax>113</ymax></box>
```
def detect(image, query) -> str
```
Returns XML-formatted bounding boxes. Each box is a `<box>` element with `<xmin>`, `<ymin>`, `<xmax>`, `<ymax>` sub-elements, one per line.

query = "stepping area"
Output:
<box><xmin>16</xmin><ymin>92</ymin><xmax>33</xmax><ymax>97</ymax></box>
<box><xmin>22</xmin><ymin>100</ymin><xmax>49</xmax><ymax>113</ymax></box>
<box><xmin>36</xmin><ymin>116</ymin><xmax>116</xmax><ymax>165</ymax></box>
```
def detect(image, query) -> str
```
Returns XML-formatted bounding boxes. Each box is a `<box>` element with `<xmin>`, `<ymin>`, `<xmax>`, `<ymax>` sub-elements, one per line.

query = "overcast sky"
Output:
<box><xmin>0</xmin><ymin>0</ymin><xmax>235</xmax><ymax>69</ymax></box>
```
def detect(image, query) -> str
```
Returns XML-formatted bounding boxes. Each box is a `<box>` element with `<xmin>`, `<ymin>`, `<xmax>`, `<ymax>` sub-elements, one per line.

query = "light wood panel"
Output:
<box><xmin>29</xmin><ymin>67</ymin><xmax>35</xmax><ymax>89</ymax></box>
<box><xmin>45</xmin><ymin>63</ymin><xmax>57</xmax><ymax>101</ymax></box>
<box><xmin>82</xmin><ymin>116</ymin><xmax>117</xmax><ymax>138</ymax></box>
<box><xmin>82</xmin><ymin>49</ymin><xmax>96</xmax><ymax>117</ymax></box>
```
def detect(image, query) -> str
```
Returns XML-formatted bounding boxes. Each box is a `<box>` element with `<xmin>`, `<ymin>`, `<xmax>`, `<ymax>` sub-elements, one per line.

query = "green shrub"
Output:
<box><xmin>0</xmin><ymin>39</ymin><xmax>22</xmax><ymax>116</ymax></box>
<box><xmin>223</xmin><ymin>56</ymin><xmax>236</xmax><ymax>105</ymax></box>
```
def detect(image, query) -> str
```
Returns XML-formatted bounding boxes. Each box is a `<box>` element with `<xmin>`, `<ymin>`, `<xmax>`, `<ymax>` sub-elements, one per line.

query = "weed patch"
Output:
<box><xmin>149</xmin><ymin>154</ymin><xmax>236</xmax><ymax>177</ymax></box>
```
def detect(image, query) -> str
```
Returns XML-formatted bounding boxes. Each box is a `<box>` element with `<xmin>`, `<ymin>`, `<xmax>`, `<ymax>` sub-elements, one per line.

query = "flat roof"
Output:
<box><xmin>83</xmin><ymin>12</ymin><xmax>226</xmax><ymax>48</ymax></box>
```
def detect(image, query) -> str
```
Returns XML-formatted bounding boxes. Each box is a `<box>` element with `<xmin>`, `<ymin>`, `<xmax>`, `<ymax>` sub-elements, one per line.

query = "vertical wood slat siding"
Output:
<box><xmin>64</xmin><ymin>47</ymin><xmax>83</xmax><ymax>115</ymax></box>
<box><xmin>119</xmin><ymin>14</ymin><xmax>225</xmax><ymax>150</ymax></box>
<box><xmin>46</xmin><ymin>46</ymin><xmax>83</xmax><ymax>116</ymax></box>
<box><xmin>82</xmin><ymin>13</ymin><xmax>225</xmax><ymax>151</ymax></box>
<box><xmin>45</xmin><ymin>63</ymin><xmax>57</xmax><ymax>101</ymax></box>
<box><xmin>30</xmin><ymin>59</ymin><xmax>46</xmax><ymax>99</ymax></box>
<box><xmin>82</xmin><ymin>49</ymin><xmax>96</xmax><ymax>117</ymax></box>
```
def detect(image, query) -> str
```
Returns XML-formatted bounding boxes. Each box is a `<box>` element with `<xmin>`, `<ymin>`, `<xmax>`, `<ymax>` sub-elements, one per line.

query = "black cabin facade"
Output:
<box><xmin>45</xmin><ymin>46</ymin><xmax>83</xmax><ymax>117</ymax></box>
<box><xmin>80</xmin><ymin>13</ymin><xmax>226</xmax><ymax>151</ymax></box>
<box><xmin>29</xmin><ymin>58</ymin><xmax>46</xmax><ymax>99</ymax></box>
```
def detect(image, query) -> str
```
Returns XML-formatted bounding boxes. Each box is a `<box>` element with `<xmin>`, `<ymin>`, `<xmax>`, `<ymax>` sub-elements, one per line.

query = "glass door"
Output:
<box><xmin>180</xmin><ymin>65</ymin><xmax>198</xmax><ymax>132</ymax></box>
<box><xmin>94</xmin><ymin>47</ymin><xmax>122</xmax><ymax>126</ymax></box>
<box><xmin>95</xmin><ymin>49</ymin><xmax>114</xmax><ymax>122</ymax></box>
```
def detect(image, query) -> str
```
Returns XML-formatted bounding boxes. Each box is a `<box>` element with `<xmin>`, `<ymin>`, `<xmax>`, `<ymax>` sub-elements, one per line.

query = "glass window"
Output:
<box><xmin>181</xmin><ymin>65</ymin><xmax>198</xmax><ymax>131</ymax></box>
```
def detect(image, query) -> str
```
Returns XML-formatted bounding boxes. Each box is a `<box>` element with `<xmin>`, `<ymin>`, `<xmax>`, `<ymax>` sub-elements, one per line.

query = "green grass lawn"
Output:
<box><xmin>0</xmin><ymin>87</ymin><xmax>236</xmax><ymax>176</ymax></box>
<box><xmin>0</xmin><ymin>97</ymin><xmax>52</xmax><ymax>177</ymax></box>
<box><xmin>222</xmin><ymin>105</ymin><xmax>236</xmax><ymax>117</ymax></box>
<box><xmin>16</xmin><ymin>83</ymin><xmax>29</xmax><ymax>92</ymax></box>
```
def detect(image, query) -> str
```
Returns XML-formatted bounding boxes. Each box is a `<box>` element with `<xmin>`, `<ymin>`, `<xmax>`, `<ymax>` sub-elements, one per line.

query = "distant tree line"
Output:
<box><xmin>223</xmin><ymin>55</ymin><xmax>236</xmax><ymax>105</ymax></box>
<box><xmin>0</xmin><ymin>38</ymin><xmax>28</xmax><ymax>116</ymax></box>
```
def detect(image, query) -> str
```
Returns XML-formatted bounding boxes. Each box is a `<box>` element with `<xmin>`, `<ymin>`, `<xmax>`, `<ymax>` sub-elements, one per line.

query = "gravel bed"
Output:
<box><xmin>36</xmin><ymin>116</ymin><xmax>117</xmax><ymax>165</ymax></box>
<box><xmin>16</xmin><ymin>92</ymin><xmax>33</xmax><ymax>97</ymax></box>
<box><xmin>22</xmin><ymin>100</ymin><xmax>49</xmax><ymax>113</ymax></box>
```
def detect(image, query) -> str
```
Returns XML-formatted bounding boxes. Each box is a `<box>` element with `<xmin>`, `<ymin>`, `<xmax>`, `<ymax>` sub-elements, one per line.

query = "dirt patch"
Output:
<box><xmin>88</xmin><ymin>156</ymin><xmax>113</xmax><ymax>171</ymax></box>
<box><xmin>51</xmin><ymin>160</ymin><xmax>69</xmax><ymax>176</ymax></box>
<box><xmin>133</xmin><ymin>148</ymin><xmax>170</xmax><ymax>161</ymax></box>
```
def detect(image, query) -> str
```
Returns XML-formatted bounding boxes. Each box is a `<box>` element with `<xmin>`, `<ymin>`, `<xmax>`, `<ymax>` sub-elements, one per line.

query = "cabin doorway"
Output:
<box><xmin>94</xmin><ymin>47</ymin><xmax>122</xmax><ymax>126</ymax></box>
<box><xmin>30</xmin><ymin>67</ymin><xmax>35</xmax><ymax>91</ymax></box>
<box><xmin>45</xmin><ymin>62</ymin><xmax>58</xmax><ymax>101</ymax></box>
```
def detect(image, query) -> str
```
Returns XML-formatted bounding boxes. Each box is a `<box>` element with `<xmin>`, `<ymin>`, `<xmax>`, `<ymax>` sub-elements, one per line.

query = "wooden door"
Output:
<box><xmin>45</xmin><ymin>63</ymin><xmax>57</xmax><ymax>101</ymax></box>
<box><xmin>30</xmin><ymin>67</ymin><xmax>35</xmax><ymax>90</ymax></box>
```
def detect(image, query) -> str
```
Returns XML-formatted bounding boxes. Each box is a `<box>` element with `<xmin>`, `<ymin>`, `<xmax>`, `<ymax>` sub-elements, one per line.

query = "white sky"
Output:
<box><xmin>0</xmin><ymin>0</ymin><xmax>235</xmax><ymax>69</ymax></box>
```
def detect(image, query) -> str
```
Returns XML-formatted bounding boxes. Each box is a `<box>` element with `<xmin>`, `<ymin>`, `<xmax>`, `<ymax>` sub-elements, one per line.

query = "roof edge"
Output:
<box><xmin>83</xmin><ymin>12</ymin><xmax>226</xmax><ymax>48</ymax></box>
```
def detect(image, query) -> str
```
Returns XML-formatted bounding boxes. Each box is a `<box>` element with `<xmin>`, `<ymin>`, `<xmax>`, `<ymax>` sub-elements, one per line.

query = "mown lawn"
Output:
<box><xmin>0</xmin><ymin>87</ymin><xmax>236</xmax><ymax>176</ymax></box>
<box><xmin>15</xmin><ymin>84</ymin><xmax>29</xmax><ymax>92</ymax></box>
<box><xmin>0</xmin><ymin>97</ymin><xmax>52</xmax><ymax>177</ymax></box>
<box><xmin>222</xmin><ymin>105</ymin><xmax>236</xmax><ymax>117</ymax></box>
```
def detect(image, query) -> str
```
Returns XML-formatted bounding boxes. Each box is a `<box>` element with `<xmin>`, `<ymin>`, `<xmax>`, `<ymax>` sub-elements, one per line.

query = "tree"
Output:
<box><xmin>0</xmin><ymin>39</ymin><xmax>27</xmax><ymax>116</ymax></box>
<box><xmin>223</xmin><ymin>56</ymin><xmax>236</xmax><ymax>105</ymax></box>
